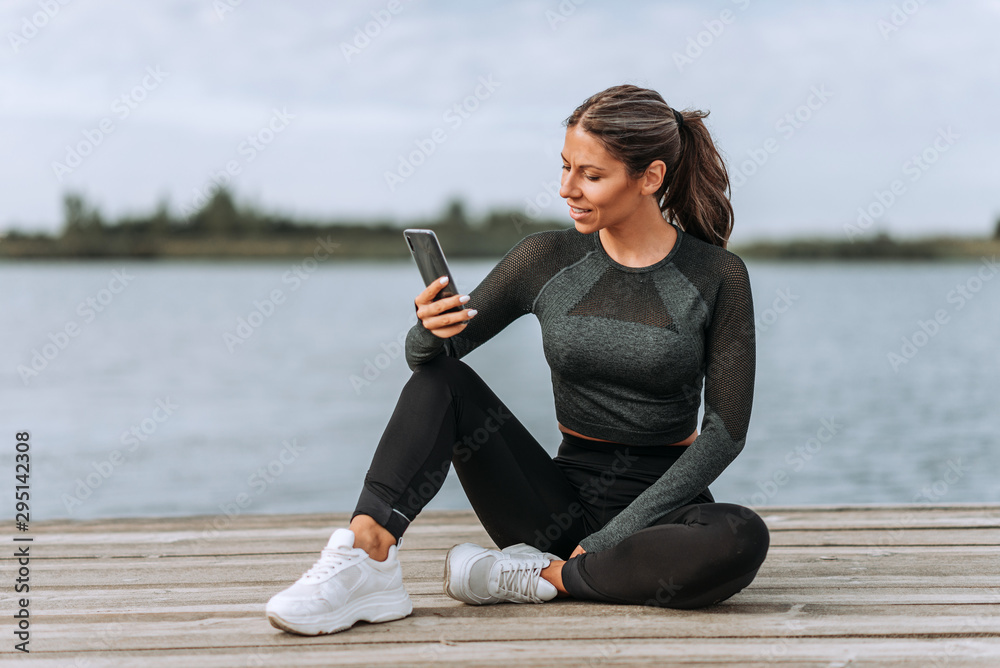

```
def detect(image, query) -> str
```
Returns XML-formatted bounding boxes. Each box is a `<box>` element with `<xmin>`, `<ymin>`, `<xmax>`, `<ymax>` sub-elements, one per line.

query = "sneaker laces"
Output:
<box><xmin>297</xmin><ymin>545</ymin><xmax>364</xmax><ymax>584</ymax></box>
<box><xmin>493</xmin><ymin>557</ymin><xmax>548</xmax><ymax>603</ymax></box>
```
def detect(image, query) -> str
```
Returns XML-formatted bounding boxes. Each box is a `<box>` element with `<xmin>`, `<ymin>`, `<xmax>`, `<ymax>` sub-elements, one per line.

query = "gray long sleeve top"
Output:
<box><xmin>404</xmin><ymin>224</ymin><xmax>756</xmax><ymax>553</ymax></box>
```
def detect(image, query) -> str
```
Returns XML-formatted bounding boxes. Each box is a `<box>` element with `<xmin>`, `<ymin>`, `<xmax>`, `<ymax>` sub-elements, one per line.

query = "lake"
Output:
<box><xmin>3</xmin><ymin>255</ymin><xmax>998</xmax><ymax>526</ymax></box>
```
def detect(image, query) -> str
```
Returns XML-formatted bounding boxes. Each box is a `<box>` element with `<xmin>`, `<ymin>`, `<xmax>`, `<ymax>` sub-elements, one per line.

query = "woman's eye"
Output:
<box><xmin>563</xmin><ymin>165</ymin><xmax>598</xmax><ymax>181</ymax></box>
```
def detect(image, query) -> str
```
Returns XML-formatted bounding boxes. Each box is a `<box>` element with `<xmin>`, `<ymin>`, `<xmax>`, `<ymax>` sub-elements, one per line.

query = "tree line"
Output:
<box><xmin>1</xmin><ymin>189</ymin><xmax>997</xmax><ymax>260</ymax></box>
<box><xmin>0</xmin><ymin>190</ymin><xmax>566</xmax><ymax>258</ymax></box>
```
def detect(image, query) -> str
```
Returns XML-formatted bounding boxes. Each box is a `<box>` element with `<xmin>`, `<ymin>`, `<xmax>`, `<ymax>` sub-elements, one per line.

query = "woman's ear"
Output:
<box><xmin>640</xmin><ymin>160</ymin><xmax>667</xmax><ymax>196</ymax></box>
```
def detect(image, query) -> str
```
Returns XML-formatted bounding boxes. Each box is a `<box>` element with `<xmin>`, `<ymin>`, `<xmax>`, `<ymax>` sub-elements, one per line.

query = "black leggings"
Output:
<box><xmin>352</xmin><ymin>354</ymin><xmax>770</xmax><ymax>608</ymax></box>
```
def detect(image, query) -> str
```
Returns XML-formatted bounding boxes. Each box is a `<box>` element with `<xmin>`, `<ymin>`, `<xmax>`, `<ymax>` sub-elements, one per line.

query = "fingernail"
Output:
<box><xmin>439</xmin><ymin>276</ymin><xmax>448</xmax><ymax>284</ymax></box>
<box><xmin>467</xmin><ymin>309</ymin><xmax>478</xmax><ymax>317</ymax></box>
<box><xmin>459</xmin><ymin>295</ymin><xmax>470</xmax><ymax>303</ymax></box>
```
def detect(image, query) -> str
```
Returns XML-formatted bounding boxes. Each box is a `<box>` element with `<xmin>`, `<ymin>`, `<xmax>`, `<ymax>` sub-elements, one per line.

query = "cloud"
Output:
<box><xmin>2</xmin><ymin>0</ymin><xmax>998</xmax><ymax>238</ymax></box>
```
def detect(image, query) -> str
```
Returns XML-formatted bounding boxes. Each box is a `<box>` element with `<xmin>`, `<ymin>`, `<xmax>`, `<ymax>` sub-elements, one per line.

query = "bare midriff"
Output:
<box><xmin>558</xmin><ymin>422</ymin><xmax>697</xmax><ymax>446</ymax></box>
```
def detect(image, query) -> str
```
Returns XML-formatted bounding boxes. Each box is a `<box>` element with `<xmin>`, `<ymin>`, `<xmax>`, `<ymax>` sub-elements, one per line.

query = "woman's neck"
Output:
<box><xmin>598</xmin><ymin>203</ymin><xmax>677</xmax><ymax>268</ymax></box>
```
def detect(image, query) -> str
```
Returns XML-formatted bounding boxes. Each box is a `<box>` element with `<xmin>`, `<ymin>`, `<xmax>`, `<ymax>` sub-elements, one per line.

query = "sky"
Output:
<box><xmin>1</xmin><ymin>0</ymin><xmax>998</xmax><ymax>242</ymax></box>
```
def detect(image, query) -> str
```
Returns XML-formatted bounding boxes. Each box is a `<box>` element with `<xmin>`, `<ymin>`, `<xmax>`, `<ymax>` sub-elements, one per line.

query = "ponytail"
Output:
<box><xmin>659</xmin><ymin>108</ymin><xmax>734</xmax><ymax>248</ymax></box>
<box><xmin>563</xmin><ymin>85</ymin><xmax>734</xmax><ymax>248</ymax></box>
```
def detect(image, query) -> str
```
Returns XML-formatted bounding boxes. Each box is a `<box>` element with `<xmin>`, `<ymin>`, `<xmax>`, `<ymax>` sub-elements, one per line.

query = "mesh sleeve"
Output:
<box><xmin>404</xmin><ymin>232</ymin><xmax>555</xmax><ymax>370</ymax></box>
<box><xmin>578</xmin><ymin>253</ymin><xmax>756</xmax><ymax>553</ymax></box>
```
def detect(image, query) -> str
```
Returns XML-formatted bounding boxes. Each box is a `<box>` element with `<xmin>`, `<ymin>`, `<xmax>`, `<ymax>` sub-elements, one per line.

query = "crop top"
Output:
<box><xmin>404</xmin><ymin>224</ymin><xmax>756</xmax><ymax>553</ymax></box>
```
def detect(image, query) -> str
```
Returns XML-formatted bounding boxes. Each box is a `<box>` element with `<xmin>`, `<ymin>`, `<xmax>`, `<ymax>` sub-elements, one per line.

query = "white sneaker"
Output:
<box><xmin>501</xmin><ymin>542</ymin><xmax>562</xmax><ymax>562</ymax></box>
<box><xmin>266</xmin><ymin>528</ymin><xmax>413</xmax><ymax>636</ymax></box>
<box><xmin>444</xmin><ymin>542</ymin><xmax>558</xmax><ymax>605</ymax></box>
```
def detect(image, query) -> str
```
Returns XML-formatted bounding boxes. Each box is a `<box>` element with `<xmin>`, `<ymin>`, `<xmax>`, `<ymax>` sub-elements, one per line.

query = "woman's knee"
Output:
<box><xmin>659</xmin><ymin>502</ymin><xmax>769</xmax><ymax>572</ymax></box>
<box><xmin>409</xmin><ymin>354</ymin><xmax>476</xmax><ymax>388</ymax></box>
<box><xmin>702</xmin><ymin>502</ymin><xmax>770</xmax><ymax>571</ymax></box>
<box><xmin>404</xmin><ymin>354</ymin><xmax>466</xmax><ymax>396</ymax></box>
<box><xmin>649</xmin><ymin>504</ymin><xmax>769</xmax><ymax>609</ymax></box>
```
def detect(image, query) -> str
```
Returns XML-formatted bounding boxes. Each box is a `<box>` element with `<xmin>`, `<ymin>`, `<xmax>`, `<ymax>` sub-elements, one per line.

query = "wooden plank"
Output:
<box><xmin>15</xmin><ymin>546</ymin><xmax>1000</xmax><ymax>587</ymax></box>
<box><xmin>7</xmin><ymin>527</ymin><xmax>997</xmax><ymax>562</ymax></box>
<box><xmin>20</xmin><ymin>605</ymin><xmax>1000</xmax><ymax>652</ymax></box>
<box><xmin>19</xmin><ymin>554</ymin><xmax>1000</xmax><ymax>591</ymax></box>
<box><xmin>11</xmin><ymin>638</ymin><xmax>1000</xmax><ymax>668</ymax></box>
<box><xmin>24</xmin><ymin>503</ymin><xmax>1000</xmax><ymax>535</ymax></box>
<box><xmin>25</xmin><ymin>589</ymin><xmax>1000</xmax><ymax>614</ymax></box>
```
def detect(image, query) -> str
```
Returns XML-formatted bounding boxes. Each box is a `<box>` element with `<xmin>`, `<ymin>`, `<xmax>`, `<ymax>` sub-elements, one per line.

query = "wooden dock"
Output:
<box><xmin>6</xmin><ymin>504</ymin><xmax>1000</xmax><ymax>666</ymax></box>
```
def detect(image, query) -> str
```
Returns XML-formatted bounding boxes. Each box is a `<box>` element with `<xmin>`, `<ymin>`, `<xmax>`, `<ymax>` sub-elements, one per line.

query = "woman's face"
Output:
<box><xmin>559</xmin><ymin>124</ymin><xmax>648</xmax><ymax>234</ymax></box>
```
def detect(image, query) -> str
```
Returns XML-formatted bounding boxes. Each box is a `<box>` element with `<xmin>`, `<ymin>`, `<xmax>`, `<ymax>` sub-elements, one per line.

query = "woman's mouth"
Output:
<box><xmin>569</xmin><ymin>205</ymin><xmax>592</xmax><ymax>221</ymax></box>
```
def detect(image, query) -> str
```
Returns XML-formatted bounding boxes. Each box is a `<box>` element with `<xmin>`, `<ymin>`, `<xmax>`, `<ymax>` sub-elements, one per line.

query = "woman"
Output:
<box><xmin>265</xmin><ymin>84</ymin><xmax>769</xmax><ymax>636</ymax></box>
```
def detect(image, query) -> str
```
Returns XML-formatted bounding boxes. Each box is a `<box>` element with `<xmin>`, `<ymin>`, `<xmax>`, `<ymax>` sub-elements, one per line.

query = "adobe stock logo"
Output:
<box><xmin>51</xmin><ymin>66</ymin><xmax>169</xmax><ymax>182</ymax></box>
<box><xmin>383</xmin><ymin>75</ymin><xmax>501</xmax><ymax>192</ymax></box>
<box><xmin>17</xmin><ymin>269</ymin><xmax>135</xmax><ymax>385</ymax></box>
<box><xmin>887</xmin><ymin>256</ymin><xmax>998</xmax><ymax>373</ymax></box>
<box><xmin>340</xmin><ymin>0</ymin><xmax>415</xmax><ymax>62</ymax></box>
<box><xmin>8</xmin><ymin>0</ymin><xmax>73</xmax><ymax>54</ymax></box>
<box><xmin>844</xmin><ymin>127</ymin><xmax>959</xmax><ymax>242</ymax></box>
<box><xmin>671</xmin><ymin>0</ymin><xmax>751</xmax><ymax>73</ymax></box>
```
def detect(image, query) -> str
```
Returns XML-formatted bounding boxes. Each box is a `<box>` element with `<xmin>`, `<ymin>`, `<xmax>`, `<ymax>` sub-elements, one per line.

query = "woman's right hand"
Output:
<box><xmin>415</xmin><ymin>276</ymin><xmax>477</xmax><ymax>339</ymax></box>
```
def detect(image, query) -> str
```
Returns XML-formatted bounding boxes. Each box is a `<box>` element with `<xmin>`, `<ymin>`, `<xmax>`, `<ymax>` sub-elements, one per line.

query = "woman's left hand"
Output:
<box><xmin>569</xmin><ymin>544</ymin><xmax>586</xmax><ymax>559</ymax></box>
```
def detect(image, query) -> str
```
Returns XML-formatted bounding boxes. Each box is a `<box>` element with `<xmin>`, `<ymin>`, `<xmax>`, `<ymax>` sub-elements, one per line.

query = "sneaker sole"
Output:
<box><xmin>267</xmin><ymin>588</ymin><xmax>413</xmax><ymax>636</ymax></box>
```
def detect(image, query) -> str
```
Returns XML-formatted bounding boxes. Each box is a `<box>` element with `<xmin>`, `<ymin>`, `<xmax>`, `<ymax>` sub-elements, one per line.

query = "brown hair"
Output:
<box><xmin>563</xmin><ymin>84</ymin><xmax>734</xmax><ymax>248</ymax></box>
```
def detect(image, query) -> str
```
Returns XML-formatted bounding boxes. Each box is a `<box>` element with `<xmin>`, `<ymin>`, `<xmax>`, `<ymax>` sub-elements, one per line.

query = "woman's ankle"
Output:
<box><xmin>349</xmin><ymin>514</ymin><xmax>396</xmax><ymax>562</ymax></box>
<box><xmin>541</xmin><ymin>560</ymin><xmax>571</xmax><ymax>597</ymax></box>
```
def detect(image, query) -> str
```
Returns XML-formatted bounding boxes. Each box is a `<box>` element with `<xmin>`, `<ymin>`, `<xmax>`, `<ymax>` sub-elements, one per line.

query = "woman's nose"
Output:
<box><xmin>559</xmin><ymin>176</ymin><xmax>575</xmax><ymax>199</ymax></box>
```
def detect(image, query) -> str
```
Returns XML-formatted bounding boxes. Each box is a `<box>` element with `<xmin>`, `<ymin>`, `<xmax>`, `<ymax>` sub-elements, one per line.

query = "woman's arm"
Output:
<box><xmin>578</xmin><ymin>253</ymin><xmax>757</xmax><ymax>553</ymax></box>
<box><xmin>404</xmin><ymin>232</ymin><xmax>546</xmax><ymax>370</ymax></box>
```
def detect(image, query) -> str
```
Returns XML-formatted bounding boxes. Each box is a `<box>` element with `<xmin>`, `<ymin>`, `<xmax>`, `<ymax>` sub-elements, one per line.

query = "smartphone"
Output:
<box><xmin>403</xmin><ymin>229</ymin><xmax>465</xmax><ymax>314</ymax></box>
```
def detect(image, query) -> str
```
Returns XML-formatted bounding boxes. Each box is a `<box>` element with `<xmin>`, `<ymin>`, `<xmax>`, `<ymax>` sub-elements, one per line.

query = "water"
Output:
<box><xmin>2</xmin><ymin>256</ymin><xmax>998</xmax><ymax>523</ymax></box>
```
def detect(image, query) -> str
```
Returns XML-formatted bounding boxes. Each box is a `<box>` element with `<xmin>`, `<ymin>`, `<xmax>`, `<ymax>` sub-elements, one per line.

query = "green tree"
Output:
<box><xmin>61</xmin><ymin>193</ymin><xmax>104</xmax><ymax>237</ymax></box>
<box><xmin>150</xmin><ymin>197</ymin><xmax>172</xmax><ymax>237</ymax></box>
<box><xmin>193</xmin><ymin>188</ymin><xmax>240</xmax><ymax>236</ymax></box>
<box><xmin>439</xmin><ymin>197</ymin><xmax>469</xmax><ymax>229</ymax></box>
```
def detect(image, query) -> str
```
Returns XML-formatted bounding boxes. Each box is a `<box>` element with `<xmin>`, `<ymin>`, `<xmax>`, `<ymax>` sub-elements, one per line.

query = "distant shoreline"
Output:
<box><xmin>2</xmin><ymin>231</ymin><xmax>997</xmax><ymax>262</ymax></box>
<box><xmin>3</xmin><ymin>190</ymin><xmax>997</xmax><ymax>261</ymax></box>
<box><xmin>730</xmin><ymin>234</ymin><xmax>1000</xmax><ymax>262</ymax></box>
